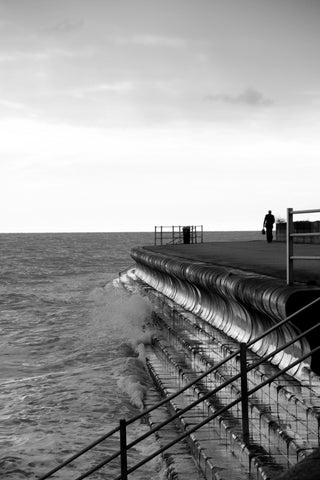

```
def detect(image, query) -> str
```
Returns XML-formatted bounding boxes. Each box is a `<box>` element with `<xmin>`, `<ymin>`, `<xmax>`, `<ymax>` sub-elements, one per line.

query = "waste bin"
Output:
<box><xmin>183</xmin><ymin>226</ymin><xmax>191</xmax><ymax>244</ymax></box>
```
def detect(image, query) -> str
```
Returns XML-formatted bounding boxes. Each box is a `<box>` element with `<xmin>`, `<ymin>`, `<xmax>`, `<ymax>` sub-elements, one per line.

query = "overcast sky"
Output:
<box><xmin>1</xmin><ymin>0</ymin><xmax>319</xmax><ymax>232</ymax></box>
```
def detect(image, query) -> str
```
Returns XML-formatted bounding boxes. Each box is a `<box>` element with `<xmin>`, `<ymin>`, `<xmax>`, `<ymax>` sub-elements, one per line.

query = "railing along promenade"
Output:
<box><xmin>38</xmin><ymin>295</ymin><xmax>320</xmax><ymax>480</ymax></box>
<box><xmin>287</xmin><ymin>208</ymin><xmax>320</xmax><ymax>285</ymax></box>
<box><xmin>154</xmin><ymin>225</ymin><xmax>203</xmax><ymax>246</ymax></box>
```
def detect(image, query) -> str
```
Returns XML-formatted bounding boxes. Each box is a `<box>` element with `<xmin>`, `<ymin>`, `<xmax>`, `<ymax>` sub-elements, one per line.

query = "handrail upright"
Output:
<box><xmin>240</xmin><ymin>343</ymin><xmax>250</xmax><ymax>444</ymax></box>
<box><xmin>287</xmin><ymin>207</ymin><xmax>294</xmax><ymax>285</ymax></box>
<box><xmin>120</xmin><ymin>419</ymin><xmax>127</xmax><ymax>480</ymax></box>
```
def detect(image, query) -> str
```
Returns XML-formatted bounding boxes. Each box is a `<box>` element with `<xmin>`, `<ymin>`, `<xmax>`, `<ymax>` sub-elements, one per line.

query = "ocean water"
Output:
<box><xmin>0</xmin><ymin>231</ymin><xmax>261</xmax><ymax>479</ymax></box>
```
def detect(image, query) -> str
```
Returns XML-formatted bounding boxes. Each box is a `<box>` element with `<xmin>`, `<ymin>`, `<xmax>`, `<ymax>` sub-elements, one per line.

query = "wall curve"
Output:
<box><xmin>131</xmin><ymin>246</ymin><xmax>320</xmax><ymax>378</ymax></box>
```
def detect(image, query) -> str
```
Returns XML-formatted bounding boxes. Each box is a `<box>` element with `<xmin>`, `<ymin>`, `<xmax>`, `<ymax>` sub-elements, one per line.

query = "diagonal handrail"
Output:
<box><xmin>75</xmin><ymin>313</ymin><xmax>320</xmax><ymax>480</ymax></box>
<box><xmin>37</xmin><ymin>425</ymin><xmax>120</xmax><ymax>480</ymax></box>
<box><xmin>38</xmin><ymin>295</ymin><xmax>320</xmax><ymax>480</ymax></box>
<box><xmin>114</xmin><ymin>344</ymin><xmax>320</xmax><ymax>480</ymax></box>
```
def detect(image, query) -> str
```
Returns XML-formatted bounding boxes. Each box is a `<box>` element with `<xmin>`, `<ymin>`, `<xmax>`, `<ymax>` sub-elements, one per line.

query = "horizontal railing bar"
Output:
<box><xmin>292</xmin><ymin>209</ymin><xmax>320</xmax><ymax>214</ymax></box>
<box><xmin>290</xmin><ymin>232</ymin><xmax>320</xmax><ymax>237</ymax></box>
<box><xmin>115</xmin><ymin>345</ymin><xmax>320</xmax><ymax>479</ymax></box>
<box><xmin>291</xmin><ymin>256</ymin><xmax>320</xmax><ymax>260</ymax></box>
<box><xmin>155</xmin><ymin>225</ymin><xmax>203</xmax><ymax>229</ymax></box>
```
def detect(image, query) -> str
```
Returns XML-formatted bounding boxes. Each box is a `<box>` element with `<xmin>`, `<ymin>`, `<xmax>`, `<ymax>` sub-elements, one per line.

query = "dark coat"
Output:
<box><xmin>264</xmin><ymin>214</ymin><xmax>275</xmax><ymax>228</ymax></box>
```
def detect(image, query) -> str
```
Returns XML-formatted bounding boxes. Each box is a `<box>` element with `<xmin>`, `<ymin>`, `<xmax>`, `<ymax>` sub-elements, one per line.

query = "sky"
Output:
<box><xmin>0</xmin><ymin>0</ymin><xmax>320</xmax><ymax>232</ymax></box>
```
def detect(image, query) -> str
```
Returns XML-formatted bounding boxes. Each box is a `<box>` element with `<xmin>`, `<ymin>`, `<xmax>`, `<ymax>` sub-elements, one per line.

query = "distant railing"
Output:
<box><xmin>154</xmin><ymin>225</ymin><xmax>203</xmax><ymax>246</ymax></box>
<box><xmin>286</xmin><ymin>208</ymin><xmax>320</xmax><ymax>285</ymax></box>
<box><xmin>38</xmin><ymin>295</ymin><xmax>320</xmax><ymax>480</ymax></box>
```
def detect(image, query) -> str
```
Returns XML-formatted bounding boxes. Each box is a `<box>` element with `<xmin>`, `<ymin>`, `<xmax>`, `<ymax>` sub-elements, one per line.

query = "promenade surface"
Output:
<box><xmin>147</xmin><ymin>240</ymin><xmax>320</xmax><ymax>286</ymax></box>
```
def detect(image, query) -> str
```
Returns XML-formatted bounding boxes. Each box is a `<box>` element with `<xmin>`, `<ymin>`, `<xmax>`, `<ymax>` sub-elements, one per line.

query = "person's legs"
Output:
<box><xmin>266</xmin><ymin>228</ymin><xmax>273</xmax><ymax>243</ymax></box>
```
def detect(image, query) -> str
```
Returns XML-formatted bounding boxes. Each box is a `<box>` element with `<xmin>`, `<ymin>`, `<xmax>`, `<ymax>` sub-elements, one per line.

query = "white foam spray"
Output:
<box><xmin>87</xmin><ymin>282</ymin><xmax>155</xmax><ymax>410</ymax></box>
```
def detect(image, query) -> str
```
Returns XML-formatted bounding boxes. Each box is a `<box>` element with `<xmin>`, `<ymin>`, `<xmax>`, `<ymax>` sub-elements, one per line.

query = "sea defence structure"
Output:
<box><xmin>38</xmin><ymin>239</ymin><xmax>320</xmax><ymax>480</ymax></box>
<box><xmin>124</xmin><ymin>240</ymin><xmax>320</xmax><ymax>480</ymax></box>
<box><xmin>131</xmin><ymin>241</ymin><xmax>320</xmax><ymax>375</ymax></box>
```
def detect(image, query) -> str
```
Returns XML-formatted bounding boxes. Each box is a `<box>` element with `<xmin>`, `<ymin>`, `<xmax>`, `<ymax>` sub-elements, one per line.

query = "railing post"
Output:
<box><xmin>287</xmin><ymin>208</ymin><xmax>294</xmax><ymax>285</ymax></box>
<box><xmin>240</xmin><ymin>343</ymin><xmax>250</xmax><ymax>444</ymax></box>
<box><xmin>160</xmin><ymin>226</ymin><xmax>163</xmax><ymax>246</ymax></box>
<box><xmin>201</xmin><ymin>225</ymin><xmax>203</xmax><ymax>243</ymax></box>
<box><xmin>120</xmin><ymin>419</ymin><xmax>128</xmax><ymax>480</ymax></box>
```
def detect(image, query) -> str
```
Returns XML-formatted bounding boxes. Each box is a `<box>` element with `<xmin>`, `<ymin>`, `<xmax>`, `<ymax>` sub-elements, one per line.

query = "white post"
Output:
<box><xmin>286</xmin><ymin>208</ymin><xmax>294</xmax><ymax>285</ymax></box>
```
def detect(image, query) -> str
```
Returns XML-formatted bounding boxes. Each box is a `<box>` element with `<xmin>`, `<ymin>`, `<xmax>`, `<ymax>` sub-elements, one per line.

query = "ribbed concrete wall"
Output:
<box><xmin>131</xmin><ymin>246</ymin><xmax>320</xmax><ymax>377</ymax></box>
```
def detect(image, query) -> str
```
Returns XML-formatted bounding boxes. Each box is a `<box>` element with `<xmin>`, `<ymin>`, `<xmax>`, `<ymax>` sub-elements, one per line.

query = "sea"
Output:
<box><xmin>0</xmin><ymin>231</ymin><xmax>261</xmax><ymax>480</ymax></box>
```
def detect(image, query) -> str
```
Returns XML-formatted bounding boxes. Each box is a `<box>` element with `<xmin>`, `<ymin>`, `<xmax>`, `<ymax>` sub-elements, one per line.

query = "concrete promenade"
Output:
<box><xmin>148</xmin><ymin>240</ymin><xmax>320</xmax><ymax>286</ymax></box>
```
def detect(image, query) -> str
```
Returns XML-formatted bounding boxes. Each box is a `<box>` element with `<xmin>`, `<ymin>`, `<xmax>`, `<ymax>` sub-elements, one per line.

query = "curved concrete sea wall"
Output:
<box><xmin>131</xmin><ymin>246</ymin><xmax>320</xmax><ymax>378</ymax></box>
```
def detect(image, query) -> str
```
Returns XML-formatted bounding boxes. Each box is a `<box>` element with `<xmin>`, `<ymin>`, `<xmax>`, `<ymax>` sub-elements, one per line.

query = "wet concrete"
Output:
<box><xmin>147</xmin><ymin>241</ymin><xmax>320</xmax><ymax>286</ymax></box>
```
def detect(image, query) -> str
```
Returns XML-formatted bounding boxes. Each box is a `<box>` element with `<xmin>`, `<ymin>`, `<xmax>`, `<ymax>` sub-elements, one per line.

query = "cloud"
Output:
<box><xmin>0</xmin><ymin>99</ymin><xmax>26</xmax><ymax>110</ymax></box>
<box><xmin>0</xmin><ymin>47</ymin><xmax>83</xmax><ymax>63</ymax></box>
<box><xmin>0</xmin><ymin>53</ymin><xmax>16</xmax><ymax>62</ymax></box>
<box><xmin>69</xmin><ymin>81</ymin><xmax>133</xmax><ymax>98</ymax></box>
<box><xmin>302</xmin><ymin>89</ymin><xmax>320</xmax><ymax>96</ymax></box>
<box><xmin>41</xmin><ymin>18</ymin><xmax>84</xmax><ymax>35</ymax></box>
<box><xmin>114</xmin><ymin>34</ymin><xmax>187</xmax><ymax>48</ymax></box>
<box><xmin>204</xmin><ymin>87</ymin><xmax>273</xmax><ymax>106</ymax></box>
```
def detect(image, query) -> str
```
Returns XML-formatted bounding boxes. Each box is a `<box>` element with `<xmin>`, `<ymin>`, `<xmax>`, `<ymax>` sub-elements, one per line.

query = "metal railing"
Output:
<box><xmin>38</xmin><ymin>296</ymin><xmax>320</xmax><ymax>480</ymax></box>
<box><xmin>154</xmin><ymin>225</ymin><xmax>203</xmax><ymax>246</ymax></box>
<box><xmin>286</xmin><ymin>208</ymin><xmax>320</xmax><ymax>285</ymax></box>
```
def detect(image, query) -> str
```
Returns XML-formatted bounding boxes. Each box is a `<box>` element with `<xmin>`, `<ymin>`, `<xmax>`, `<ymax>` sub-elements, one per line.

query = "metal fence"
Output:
<box><xmin>154</xmin><ymin>225</ymin><xmax>203</xmax><ymax>246</ymax></box>
<box><xmin>286</xmin><ymin>208</ymin><xmax>320</xmax><ymax>285</ymax></box>
<box><xmin>38</xmin><ymin>295</ymin><xmax>320</xmax><ymax>480</ymax></box>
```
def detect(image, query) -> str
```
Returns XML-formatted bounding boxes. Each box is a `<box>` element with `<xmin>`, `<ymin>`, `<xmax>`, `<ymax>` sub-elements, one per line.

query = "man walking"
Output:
<box><xmin>263</xmin><ymin>210</ymin><xmax>275</xmax><ymax>243</ymax></box>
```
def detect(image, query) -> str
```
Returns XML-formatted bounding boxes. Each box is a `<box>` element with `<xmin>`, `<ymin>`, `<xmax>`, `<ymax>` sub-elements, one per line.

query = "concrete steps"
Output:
<box><xmin>148</xmin><ymin>290</ymin><xmax>320</xmax><ymax>458</ymax></box>
<box><xmin>121</xmin><ymin>273</ymin><xmax>320</xmax><ymax>479</ymax></box>
<box><xmin>145</xmin><ymin>348</ymin><xmax>253</xmax><ymax>480</ymax></box>
<box><xmin>144</xmin><ymin>293</ymin><xmax>320</xmax><ymax>478</ymax></box>
<box><xmin>142</xmin><ymin>381</ymin><xmax>206</xmax><ymax>480</ymax></box>
<box><xmin>147</xmin><ymin>337</ymin><xmax>286</xmax><ymax>480</ymax></box>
